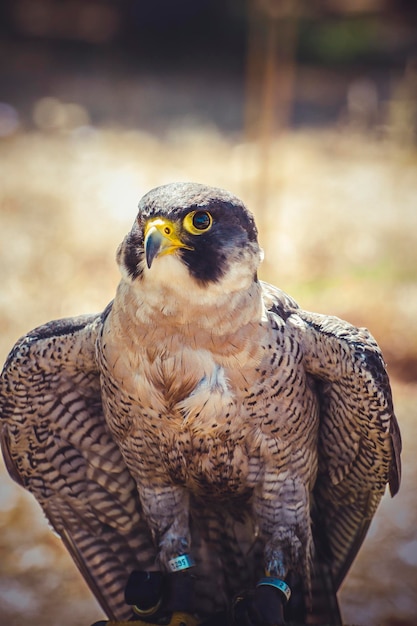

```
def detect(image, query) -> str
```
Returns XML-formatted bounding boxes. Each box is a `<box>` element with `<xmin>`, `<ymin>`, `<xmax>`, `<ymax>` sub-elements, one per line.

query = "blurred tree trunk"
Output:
<box><xmin>245</xmin><ymin>0</ymin><xmax>299</xmax><ymax>215</ymax></box>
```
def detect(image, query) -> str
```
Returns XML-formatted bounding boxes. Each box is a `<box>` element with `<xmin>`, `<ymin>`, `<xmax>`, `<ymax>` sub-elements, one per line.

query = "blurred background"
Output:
<box><xmin>0</xmin><ymin>1</ymin><xmax>416</xmax><ymax>625</ymax></box>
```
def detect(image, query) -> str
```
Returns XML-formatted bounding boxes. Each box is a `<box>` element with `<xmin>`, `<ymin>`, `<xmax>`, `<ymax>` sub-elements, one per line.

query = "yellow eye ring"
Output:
<box><xmin>183</xmin><ymin>210</ymin><xmax>213</xmax><ymax>235</ymax></box>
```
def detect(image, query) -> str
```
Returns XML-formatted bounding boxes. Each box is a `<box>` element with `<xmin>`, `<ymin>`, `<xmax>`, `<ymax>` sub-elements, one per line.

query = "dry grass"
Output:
<box><xmin>0</xmin><ymin>127</ymin><xmax>416</xmax><ymax>625</ymax></box>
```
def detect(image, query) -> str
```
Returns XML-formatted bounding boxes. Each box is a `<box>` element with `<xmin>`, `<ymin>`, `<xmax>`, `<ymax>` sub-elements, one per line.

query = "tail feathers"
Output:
<box><xmin>190</xmin><ymin>504</ymin><xmax>263</xmax><ymax>614</ymax></box>
<box><xmin>305</xmin><ymin>558</ymin><xmax>342</xmax><ymax>626</ymax></box>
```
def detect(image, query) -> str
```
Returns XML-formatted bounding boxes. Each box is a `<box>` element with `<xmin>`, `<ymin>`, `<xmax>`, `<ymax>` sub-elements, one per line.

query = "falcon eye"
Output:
<box><xmin>192</xmin><ymin>211</ymin><xmax>211</xmax><ymax>230</ymax></box>
<box><xmin>183</xmin><ymin>210</ymin><xmax>213</xmax><ymax>235</ymax></box>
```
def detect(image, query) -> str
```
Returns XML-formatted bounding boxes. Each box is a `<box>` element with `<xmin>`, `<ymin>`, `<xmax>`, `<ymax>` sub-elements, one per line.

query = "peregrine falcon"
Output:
<box><xmin>0</xmin><ymin>183</ymin><xmax>401</xmax><ymax>626</ymax></box>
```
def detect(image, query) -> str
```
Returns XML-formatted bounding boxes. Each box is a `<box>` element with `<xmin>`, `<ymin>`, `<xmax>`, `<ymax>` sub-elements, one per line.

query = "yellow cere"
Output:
<box><xmin>144</xmin><ymin>217</ymin><xmax>178</xmax><ymax>240</ymax></box>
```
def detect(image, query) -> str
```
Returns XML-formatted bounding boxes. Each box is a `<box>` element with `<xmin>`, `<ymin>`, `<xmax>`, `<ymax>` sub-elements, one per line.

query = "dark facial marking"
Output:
<box><xmin>119</xmin><ymin>223</ymin><xmax>144</xmax><ymax>280</ymax></box>
<box><xmin>177</xmin><ymin>200</ymin><xmax>257</xmax><ymax>284</ymax></box>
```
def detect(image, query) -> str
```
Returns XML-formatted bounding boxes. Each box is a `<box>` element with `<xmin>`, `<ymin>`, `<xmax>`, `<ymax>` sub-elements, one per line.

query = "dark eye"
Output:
<box><xmin>184</xmin><ymin>210</ymin><xmax>213</xmax><ymax>235</ymax></box>
<box><xmin>192</xmin><ymin>211</ymin><xmax>212</xmax><ymax>231</ymax></box>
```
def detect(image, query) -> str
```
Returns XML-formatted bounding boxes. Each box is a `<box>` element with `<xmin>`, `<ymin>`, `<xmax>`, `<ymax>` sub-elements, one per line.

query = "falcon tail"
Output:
<box><xmin>306</xmin><ymin>559</ymin><xmax>342</xmax><ymax>625</ymax></box>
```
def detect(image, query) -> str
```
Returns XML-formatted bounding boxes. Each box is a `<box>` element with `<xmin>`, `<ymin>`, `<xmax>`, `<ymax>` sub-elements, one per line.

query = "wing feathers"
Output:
<box><xmin>388</xmin><ymin>411</ymin><xmax>402</xmax><ymax>496</ymax></box>
<box><xmin>2</xmin><ymin>285</ymin><xmax>402</xmax><ymax>621</ymax></box>
<box><xmin>265</xmin><ymin>283</ymin><xmax>400</xmax><ymax>592</ymax></box>
<box><xmin>294</xmin><ymin>309</ymin><xmax>401</xmax><ymax>587</ymax></box>
<box><xmin>0</xmin><ymin>313</ymin><xmax>156</xmax><ymax>620</ymax></box>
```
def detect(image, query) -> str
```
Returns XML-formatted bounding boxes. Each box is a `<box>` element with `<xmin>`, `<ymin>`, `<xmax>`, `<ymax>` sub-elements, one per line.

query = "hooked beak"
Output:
<box><xmin>144</xmin><ymin>218</ymin><xmax>192</xmax><ymax>269</ymax></box>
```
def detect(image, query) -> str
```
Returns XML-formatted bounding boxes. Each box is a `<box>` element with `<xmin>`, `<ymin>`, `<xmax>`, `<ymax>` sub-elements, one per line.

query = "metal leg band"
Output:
<box><xmin>167</xmin><ymin>554</ymin><xmax>196</xmax><ymax>573</ymax></box>
<box><xmin>256</xmin><ymin>577</ymin><xmax>292</xmax><ymax>603</ymax></box>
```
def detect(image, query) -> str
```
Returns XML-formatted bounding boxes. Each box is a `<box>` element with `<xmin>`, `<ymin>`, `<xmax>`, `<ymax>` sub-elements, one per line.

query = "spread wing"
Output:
<box><xmin>264</xmin><ymin>283</ymin><xmax>401</xmax><ymax>590</ymax></box>
<box><xmin>0</xmin><ymin>312</ymin><xmax>156</xmax><ymax>620</ymax></box>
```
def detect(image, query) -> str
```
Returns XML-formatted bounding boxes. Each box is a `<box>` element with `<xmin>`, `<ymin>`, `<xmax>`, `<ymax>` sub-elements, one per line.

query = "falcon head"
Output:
<box><xmin>117</xmin><ymin>183</ymin><xmax>264</xmax><ymax>294</ymax></box>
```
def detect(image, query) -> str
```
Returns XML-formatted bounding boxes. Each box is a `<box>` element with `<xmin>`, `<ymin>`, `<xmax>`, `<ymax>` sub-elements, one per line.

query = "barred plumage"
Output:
<box><xmin>0</xmin><ymin>183</ymin><xmax>401</xmax><ymax>625</ymax></box>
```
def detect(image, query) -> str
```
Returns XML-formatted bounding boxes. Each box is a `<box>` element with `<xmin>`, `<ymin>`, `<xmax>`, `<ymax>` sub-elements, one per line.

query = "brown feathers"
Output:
<box><xmin>0</xmin><ymin>183</ymin><xmax>401</xmax><ymax>624</ymax></box>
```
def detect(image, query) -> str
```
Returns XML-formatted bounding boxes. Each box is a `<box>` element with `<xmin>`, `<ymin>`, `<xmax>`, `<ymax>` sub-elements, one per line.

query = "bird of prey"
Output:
<box><xmin>0</xmin><ymin>183</ymin><xmax>401</xmax><ymax>626</ymax></box>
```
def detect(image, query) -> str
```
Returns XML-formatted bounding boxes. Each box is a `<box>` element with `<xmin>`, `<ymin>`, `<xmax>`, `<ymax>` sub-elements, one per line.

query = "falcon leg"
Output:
<box><xmin>238</xmin><ymin>476</ymin><xmax>312</xmax><ymax>625</ymax></box>
<box><xmin>135</xmin><ymin>483</ymin><xmax>197</xmax><ymax>618</ymax></box>
<box><xmin>138</xmin><ymin>483</ymin><xmax>191</xmax><ymax>568</ymax></box>
<box><xmin>253</xmin><ymin>475</ymin><xmax>312</xmax><ymax>581</ymax></box>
